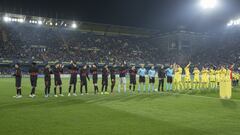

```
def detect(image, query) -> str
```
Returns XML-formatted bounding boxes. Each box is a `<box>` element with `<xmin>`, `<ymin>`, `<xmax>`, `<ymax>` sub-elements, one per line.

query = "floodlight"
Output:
<box><xmin>200</xmin><ymin>0</ymin><xmax>218</xmax><ymax>9</ymax></box>
<box><xmin>50</xmin><ymin>22</ymin><xmax>53</xmax><ymax>26</ymax></box>
<box><xmin>18</xmin><ymin>18</ymin><xmax>24</xmax><ymax>23</ymax></box>
<box><xmin>38</xmin><ymin>20</ymin><xmax>43</xmax><ymax>25</ymax></box>
<box><xmin>227</xmin><ymin>20</ymin><xmax>233</xmax><ymax>26</ymax></box>
<box><xmin>233</xmin><ymin>20</ymin><xmax>239</xmax><ymax>25</ymax></box>
<box><xmin>71</xmin><ymin>23</ymin><xmax>77</xmax><ymax>29</ymax></box>
<box><xmin>3</xmin><ymin>16</ymin><xmax>10</xmax><ymax>22</ymax></box>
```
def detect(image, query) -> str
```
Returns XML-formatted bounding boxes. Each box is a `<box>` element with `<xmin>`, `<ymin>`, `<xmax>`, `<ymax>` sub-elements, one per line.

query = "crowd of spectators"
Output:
<box><xmin>191</xmin><ymin>33</ymin><xmax>240</xmax><ymax>66</ymax></box>
<box><xmin>0</xmin><ymin>24</ymin><xmax>161</xmax><ymax>64</ymax></box>
<box><xmin>1</xmin><ymin>23</ymin><xmax>240</xmax><ymax>70</ymax></box>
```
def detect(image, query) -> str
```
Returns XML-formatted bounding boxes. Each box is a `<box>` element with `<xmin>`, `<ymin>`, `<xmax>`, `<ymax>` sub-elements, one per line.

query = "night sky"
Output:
<box><xmin>0</xmin><ymin>0</ymin><xmax>240</xmax><ymax>32</ymax></box>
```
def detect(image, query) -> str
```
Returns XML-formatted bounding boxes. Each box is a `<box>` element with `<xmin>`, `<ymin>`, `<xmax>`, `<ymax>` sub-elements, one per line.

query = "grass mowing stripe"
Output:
<box><xmin>181</xmin><ymin>93</ymin><xmax>240</xmax><ymax>102</ymax></box>
<box><xmin>1</xmin><ymin>78</ymin><xmax>240</xmax><ymax>135</ymax></box>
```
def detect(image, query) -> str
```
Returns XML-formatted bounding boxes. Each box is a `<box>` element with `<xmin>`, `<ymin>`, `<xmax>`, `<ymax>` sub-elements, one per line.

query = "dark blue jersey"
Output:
<box><xmin>102</xmin><ymin>68</ymin><xmax>109</xmax><ymax>80</ymax></box>
<box><xmin>119</xmin><ymin>66</ymin><xmax>127</xmax><ymax>77</ymax></box>
<box><xmin>68</xmin><ymin>64</ymin><xmax>78</xmax><ymax>78</ymax></box>
<box><xmin>110</xmin><ymin>68</ymin><xmax>116</xmax><ymax>80</ymax></box>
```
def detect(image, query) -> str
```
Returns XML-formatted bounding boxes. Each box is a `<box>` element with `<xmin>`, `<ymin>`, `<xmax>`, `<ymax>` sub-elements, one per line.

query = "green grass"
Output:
<box><xmin>0</xmin><ymin>78</ymin><xmax>240</xmax><ymax>135</ymax></box>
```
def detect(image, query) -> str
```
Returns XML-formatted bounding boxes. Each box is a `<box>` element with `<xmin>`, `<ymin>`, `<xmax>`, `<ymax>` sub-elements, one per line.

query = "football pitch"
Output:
<box><xmin>0</xmin><ymin>78</ymin><xmax>240</xmax><ymax>135</ymax></box>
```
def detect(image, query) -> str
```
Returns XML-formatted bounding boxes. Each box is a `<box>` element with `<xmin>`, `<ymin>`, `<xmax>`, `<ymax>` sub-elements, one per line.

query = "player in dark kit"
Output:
<box><xmin>158</xmin><ymin>65</ymin><xmax>165</xmax><ymax>92</ymax></box>
<box><xmin>118</xmin><ymin>62</ymin><xmax>127</xmax><ymax>93</ymax></box>
<box><xmin>90</xmin><ymin>64</ymin><xmax>99</xmax><ymax>94</ymax></box>
<box><xmin>80</xmin><ymin>65</ymin><xmax>90</xmax><ymax>95</ymax></box>
<box><xmin>53</xmin><ymin>63</ymin><xmax>64</xmax><ymax>97</ymax></box>
<box><xmin>101</xmin><ymin>64</ymin><xmax>109</xmax><ymax>94</ymax></box>
<box><xmin>29</xmin><ymin>62</ymin><xmax>39</xmax><ymax>98</ymax></box>
<box><xmin>43</xmin><ymin>64</ymin><xmax>52</xmax><ymax>97</ymax></box>
<box><xmin>68</xmin><ymin>61</ymin><xmax>78</xmax><ymax>96</ymax></box>
<box><xmin>129</xmin><ymin>65</ymin><xmax>137</xmax><ymax>92</ymax></box>
<box><xmin>110</xmin><ymin>63</ymin><xmax>117</xmax><ymax>93</ymax></box>
<box><xmin>13</xmin><ymin>63</ymin><xmax>22</xmax><ymax>98</ymax></box>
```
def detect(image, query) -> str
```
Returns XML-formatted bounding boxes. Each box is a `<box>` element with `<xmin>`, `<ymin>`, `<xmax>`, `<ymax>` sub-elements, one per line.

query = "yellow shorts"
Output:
<box><xmin>193</xmin><ymin>79</ymin><xmax>199</xmax><ymax>83</ymax></box>
<box><xmin>184</xmin><ymin>76</ymin><xmax>191</xmax><ymax>82</ymax></box>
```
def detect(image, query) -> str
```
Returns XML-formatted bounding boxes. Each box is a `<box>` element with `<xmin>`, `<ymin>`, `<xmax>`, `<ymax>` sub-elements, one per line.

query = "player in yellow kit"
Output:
<box><xmin>209</xmin><ymin>66</ymin><xmax>216</xmax><ymax>89</ymax></box>
<box><xmin>201</xmin><ymin>67</ymin><xmax>209</xmax><ymax>89</ymax></box>
<box><xmin>219</xmin><ymin>64</ymin><xmax>234</xmax><ymax>99</ymax></box>
<box><xmin>184</xmin><ymin>62</ymin><xmax>191</xmax><ymax>90</ymax></box>
<box><xmin>220</xmin><ymin>66</ymin><xmax>227</xmax><ymax>82</ymax></box>
<box><xmin>215</xmin><ymin>67</ymin><xmax>221</xmax><ymax>88</ymax></box>
<box><xmin>232</xmin><ymin>71</ymin><xmax>238</xmax><ymax>87</ymax></box>
<box><xmin>193</xmin><ymin>66</ymin><xmax>200</xmax><ymax>90</ymax></box>
<box><xmin>173</xmin><ymin>64</ymin><xmax>183</xmax><ymax>91</ymax></box>
<box><xmin>237</xmin><ymin>72</ymin><xmax>240</xmax><ymax>86</ymax></box>
<box><xmin>226</xmin><ymin>66</ymin><xmax>232</xmax><ymax>81</ymax></box>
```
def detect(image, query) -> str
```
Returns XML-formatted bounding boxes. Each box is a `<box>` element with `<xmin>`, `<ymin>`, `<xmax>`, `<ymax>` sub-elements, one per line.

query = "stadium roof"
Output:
<box><xmin>0</xmin><ymin>12</ymin><xmax>158</xmax><ymax>37</ymax></box>
<box><xmin>1</xmin><ymin>0</ymin><xmax>240</xmax><ymax>33</ymax></box>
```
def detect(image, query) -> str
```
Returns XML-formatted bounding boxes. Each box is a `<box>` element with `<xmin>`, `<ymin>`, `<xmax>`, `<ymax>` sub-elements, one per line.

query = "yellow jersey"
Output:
<box><xmin>184</xmin><ymin>64</ymin><xmax>191</xmax><ymax>82</ymax></box>
<box><xmin>215</xmin><ymin>70</ymin><xmax>220</xmax><ymax>83</ymax></box>
<box><xmin>220</xmin><ymin>68</ymin><xmax>227</xmax><ymax>82</ymax></box>
<box><xmin>201</xmin><ymin>69</ymin><xmax>209</xmax><ymax>83</ymax></box>
<box><xmin>193</xmin><ymin>69</ymin><xmax>200</xmax><ymax>82</ymax></box>
<box><xmin>209</xmin><ymin>69</ymin><xmax>216</xmax><ymax>82</ymax></box>
<box><xmin>174</xmin><ymin>67</ymin><xmax>183</xmax><ymax>82</ymax></box>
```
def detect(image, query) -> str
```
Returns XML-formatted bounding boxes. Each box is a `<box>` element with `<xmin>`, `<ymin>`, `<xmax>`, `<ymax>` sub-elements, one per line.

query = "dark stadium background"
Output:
<box><xmin>0</xmin><ymin>0</ymin><xmax>240</xmax><ymax>32</ymax></box>
<box><xmin>0</xmin><ymin>1</ymin><xmax>240</xmax><ymax>135</ymax></box>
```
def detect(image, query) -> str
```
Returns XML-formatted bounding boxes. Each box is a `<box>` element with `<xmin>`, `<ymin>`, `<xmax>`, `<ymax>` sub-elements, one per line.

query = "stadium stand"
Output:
<box><xmin>0</xmin><ymin>12</ymin><xmax>240</xmax><ymax>74</ymax></box>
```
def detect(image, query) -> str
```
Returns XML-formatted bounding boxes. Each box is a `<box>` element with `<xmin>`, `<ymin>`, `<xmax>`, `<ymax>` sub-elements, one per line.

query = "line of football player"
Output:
<box><xmin>12</xmin><ymin>61</ymin><xmax>239</xmax><ymax>98</ymax></box>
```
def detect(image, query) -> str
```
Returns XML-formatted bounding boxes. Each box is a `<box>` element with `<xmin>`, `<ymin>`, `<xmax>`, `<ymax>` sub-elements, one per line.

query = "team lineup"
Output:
<box><xmin>12</xmin><ymin>61</ymin><xmax>239</xmax><ymax>98</ymax></box>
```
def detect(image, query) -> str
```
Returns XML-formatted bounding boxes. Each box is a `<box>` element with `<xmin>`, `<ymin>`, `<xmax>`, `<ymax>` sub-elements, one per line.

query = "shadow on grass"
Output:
<box><xmin>0</xmin><ymin>92</ymin><xmax>183</xmax><ymax>110</ymax></box>
<box><xmin>220</xmin><ymin>99</ymin><xmax>238</xmax><ymax>109</ymax></box>
<box><xmin>84</xmin><ymin>92</ymin><xmax>181</xmax><ymax>104</ymax></box>
<box><xmin>0</xmin><ymin>98</ymin><xmax>87</xmax><ymax>110</ymax></box>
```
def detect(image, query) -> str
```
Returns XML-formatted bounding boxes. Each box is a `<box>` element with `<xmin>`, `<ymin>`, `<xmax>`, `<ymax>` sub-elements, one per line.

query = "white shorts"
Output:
<box><xmin>119</xmin><ymin>77</ymin><xmax>126</xmax><ymax>84</ymax></box>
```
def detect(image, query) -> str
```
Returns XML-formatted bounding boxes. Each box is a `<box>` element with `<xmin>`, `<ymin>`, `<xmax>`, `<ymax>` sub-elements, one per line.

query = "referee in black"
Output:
<box><xmin>158</xmin><ymin>65</ymin><xmax>165</xmax><ymax>92</ymax></box>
